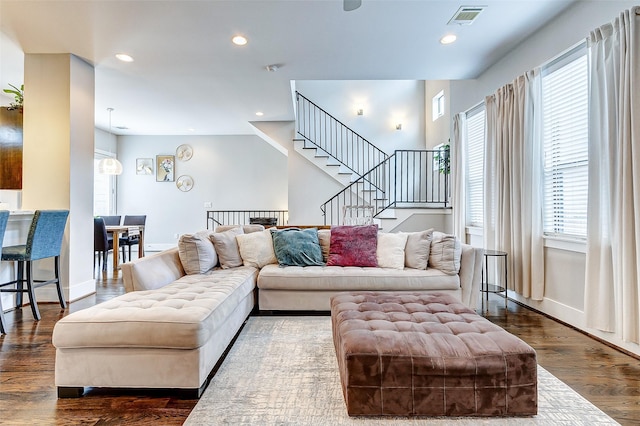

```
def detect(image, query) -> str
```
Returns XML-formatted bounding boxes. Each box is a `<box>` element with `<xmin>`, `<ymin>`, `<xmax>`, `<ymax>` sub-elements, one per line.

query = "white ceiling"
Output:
<box><xmin>0</xmin><ymin>0</ymin><xmax>576</xmax><ymax>135</ymax></box>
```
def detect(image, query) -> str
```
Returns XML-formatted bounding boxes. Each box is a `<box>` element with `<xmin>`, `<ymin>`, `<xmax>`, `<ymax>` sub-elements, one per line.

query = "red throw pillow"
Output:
<box><xmin>327</xmin><ymin>224</ymin><xmax>378</xmax><ymax>267</ymax></box>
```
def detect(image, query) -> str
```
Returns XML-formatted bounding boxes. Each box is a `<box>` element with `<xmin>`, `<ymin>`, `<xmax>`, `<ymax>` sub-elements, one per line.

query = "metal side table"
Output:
<box><xmin>481</xmin><ymin>250</ymin><xmax>508</xmax><ymax>311</ymax></box>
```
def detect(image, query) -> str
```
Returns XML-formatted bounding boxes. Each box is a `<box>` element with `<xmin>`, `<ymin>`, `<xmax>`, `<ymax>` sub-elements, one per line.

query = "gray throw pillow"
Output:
<box><xmin>210</xmin><ymin>227</ymin><xmax>245</xmax><ymax>269</ymax></box>
<box><xmin>178</xmin><ymin>230</ymin><xmax>218</xmax><ymax>274</ymax></box>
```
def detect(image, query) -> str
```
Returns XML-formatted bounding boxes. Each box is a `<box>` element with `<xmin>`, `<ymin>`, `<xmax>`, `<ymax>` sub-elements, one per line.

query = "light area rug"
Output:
<box><xmin>185</xmin><ymin>316</ymin><xmax>619</xmax><ymax>426</ymax></box>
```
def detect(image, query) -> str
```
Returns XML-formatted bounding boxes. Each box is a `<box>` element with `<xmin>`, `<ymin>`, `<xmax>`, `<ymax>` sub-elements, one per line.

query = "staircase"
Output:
<box><xmin>294</xmin><ymin>91</ymin><xmax>450</xmax><ymax>229</ymax></box>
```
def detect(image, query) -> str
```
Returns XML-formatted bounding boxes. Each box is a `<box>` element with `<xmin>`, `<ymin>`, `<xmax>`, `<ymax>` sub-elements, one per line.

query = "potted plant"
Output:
<box><xmin>3</xmin><ymin>83</ymin><xmax>23</xmax><ymax>112</ymax></box>
<box><xmin>433</xmin><ymin>140</ymin><xmax>450</xmax><ymax>175</ymax></box>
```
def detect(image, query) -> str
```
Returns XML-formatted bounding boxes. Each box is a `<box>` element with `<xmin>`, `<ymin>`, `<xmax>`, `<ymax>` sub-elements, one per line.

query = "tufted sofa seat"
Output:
<box><xmin>331</xmin><ymin>292</ymin><xmax>538</xmax><ymax>417</ymax></box>
<box><xmin>52</xmin><ymin>259</ymin><xmax>257</xmax><ymax>398</ymax></box>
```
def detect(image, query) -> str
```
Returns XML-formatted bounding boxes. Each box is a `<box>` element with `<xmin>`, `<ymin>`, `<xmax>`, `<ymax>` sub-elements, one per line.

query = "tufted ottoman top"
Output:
<box><xmin>331</xmin><ymin>291</ymin><xmax>538</xmax><ymax>416</ymax></box>
<box><xmin>331</xmin><ymin>291</ymin><xmax>535</xmax><ymax>374</ymax></box>
<box><xmin>53</xmin><ymin>266</ymin><xmax>257</xmax><ymax>350</ymax></box>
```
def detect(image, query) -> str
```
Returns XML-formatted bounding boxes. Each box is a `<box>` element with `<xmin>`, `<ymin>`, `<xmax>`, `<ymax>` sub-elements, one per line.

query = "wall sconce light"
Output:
<box><xmin>396</xmin><ymin>123</ymin><xmax>402</xmax><ymax>130</ymax></box>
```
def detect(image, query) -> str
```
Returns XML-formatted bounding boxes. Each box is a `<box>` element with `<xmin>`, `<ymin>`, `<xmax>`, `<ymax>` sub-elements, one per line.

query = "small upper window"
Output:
<box><xmin>432</xmin><ymin>90</ymin><xmax>445</xmax><ymax>121</ymax></box>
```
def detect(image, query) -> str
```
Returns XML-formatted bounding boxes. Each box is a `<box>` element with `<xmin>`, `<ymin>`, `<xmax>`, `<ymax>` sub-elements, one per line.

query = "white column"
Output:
<box><xmin>22</xmin><ymin>53</ymin><xmax>95</xmax><ymax>302</ymax></box>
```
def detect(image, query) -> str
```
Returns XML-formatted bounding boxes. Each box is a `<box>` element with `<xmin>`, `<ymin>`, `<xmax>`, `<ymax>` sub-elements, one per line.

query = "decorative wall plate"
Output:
<box><xmin>176</xmin><ymin>144</ymin><xmax>193</xmax><ymax>161</ymax></box>
<box><xmin>176</xmin><ymin>175</ymin><xmax>194</xmax><ymax>192</ymax></box>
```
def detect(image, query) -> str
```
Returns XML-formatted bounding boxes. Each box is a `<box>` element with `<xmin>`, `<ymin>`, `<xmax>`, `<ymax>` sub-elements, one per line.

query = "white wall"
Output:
<box><xmin>117</xmin><ymin>135</ymin><xmax>287</xmax><ymax>245</ymax></box>
<box><xmin>451</xmin><ymin>1</ymin><xmax>638</xmax><ymax>114</ymax></box>
<box><xmin>95</xmin><ymin>127</ymin><xmax>116</xmax><ymax>153</ymax></box>
<box><xmin>23</xmin><ymin>53</ymin><xmax>95</xmax><ymax>302</ymax></box>
<box><xmin>424</xmin><ymin>80</ymin><xmax>451</xmax><ymax>149</ymax></box>
<box><xmin>295</xmin><ymin>80</ymin><xmax>425</xmax><ymax>152</ymax></box>
<box><xmin>450</xmin><ymin>1</ymin><xmax>640</xmax><ymax>356</ymax></box>
<box><xmin>250</xmin><ymin>120</ymin><xmax>345</xmax><ymax>225</ymax></box>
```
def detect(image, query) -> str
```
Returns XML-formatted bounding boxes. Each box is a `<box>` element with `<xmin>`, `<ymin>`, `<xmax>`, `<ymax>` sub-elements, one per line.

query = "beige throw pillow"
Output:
<box><xmin>429</xmin><ymin>231</ymin><xmax>462</xmax><ymax>275</ymax></box>
<box><xmin>210</xmin><ymin>227</ymin><xmax>245</xmax><ymax>269</ymax></box>
<box><xmin>376</xmin><ymin>232</ymin><xmax>409</xmax><ymax>270</ymax></box>
<box><xmin>402</xmin><ymin>228</ymin><xmax>434</xmax><ymax>269</ymax></box>
<box><xmin>178</xmin><ymin>230</ymin><xmax>218</xmax><ymax>274</ymax></box>
<box><xmin>317</xmin><ymin>229</ymin><xmax>331</xmax><ymax>262</ymax></box>
<box><xmin>215</xmin><ymin>224</ymin><xmax>265</xmax><ymax>234</ymax></box>
<box><xmin>235</xmin><ymin>229</ymin><xmax>277</xmax><ymax>268</ymax></box>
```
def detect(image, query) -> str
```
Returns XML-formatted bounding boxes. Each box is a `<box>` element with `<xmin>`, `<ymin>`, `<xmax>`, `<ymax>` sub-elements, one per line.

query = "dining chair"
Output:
<box><xmin>0</xmin><ymin>210</ymin><xmax>69</xmax><ymax>322</ymax></box>
<box><xmin>120</xmin><ymin>215</ymin><xmax>146</xmax><ymax>262</ymax></box>
<box><xmin>99</xmin><ymin>215</ymin><xmax>122</xmax><ymax>261</ymax></box>
<box><xmin>0</xmin><ymin>210</ymin><xmax>10</xmax><ymax>334</ymax></box>
<box><xmin>94</xmin><ymin>217</ymin><xmax>113</xmax><ymax>273</ymax></box>
<box><xmin>101</xmin><ymin>215</ymin><xmax>121</xmax><ymax>226</ymax></box>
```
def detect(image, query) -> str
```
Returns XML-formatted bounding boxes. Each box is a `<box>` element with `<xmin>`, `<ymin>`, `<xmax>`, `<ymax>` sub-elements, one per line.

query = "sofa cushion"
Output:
<box><xmin>53</xmin><ymin>266</ymin><xmax>258</xmax><ymax>350</ymax></box>
<box><xmin>236</xmin><ymin>229</ymin><xmax>277</xmax><ymax>268</ymax></box>
<box><xmin>376</xmin><ymin>232</ymin><xmax>408</xmax><ymax>270</ymax></box>
<box><xmin>327</xmin><ymin>225</ymin><xmax>378</xmax><ymax>267</ymax></box>
<box><xmin>258</xmin><ymin>264</ymin><xmax>460</xmax><ymax>291</ymax></box>
<box><xmin>271</xmin><ymin>228</ymin><xmax>324</xmax><ymax>267</ymax></box>
<box><xmin>429</xmin><ymin>231</ymin><xmax>462</xmax><ymax>275</ymax></box>
<box><xmin>178</xmin><ymin>230</ymin><xmax>218</xmax><ymax>274</ymax></box>
<box><xmin>210</xmin><ymin>227</ymin><xmax>244</xmax><ymax>269</ymax></box>
<box><xmin>402</xmin><ymin>228</ymin><xmax>433</xmax><ymax>270</ymax></box>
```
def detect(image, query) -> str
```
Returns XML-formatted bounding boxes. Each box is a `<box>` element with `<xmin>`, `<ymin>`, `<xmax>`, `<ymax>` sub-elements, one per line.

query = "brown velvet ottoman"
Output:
<box><xmin>330</xmin><ymin>292</ymin><xmax>537</xmax><ymax>417</ymax></box>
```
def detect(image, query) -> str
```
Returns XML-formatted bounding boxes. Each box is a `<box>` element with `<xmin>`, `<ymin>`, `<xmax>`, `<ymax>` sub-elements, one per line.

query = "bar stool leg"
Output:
<box><xmin>0</xmin><ymin>297</ymin><xmax>6</xmax><ymax>334</ymax></box>
<box><xmin>15</xmin><ymin>260</ymin><xmax>24</xmax><ymax>308</ymax></box>
<box><xmin>54</xmin><ymin>256</ymin><xmax>67</xmax><ymax>309</ymax></box>
<box><xmin>25</xmin><ymin>261</ymin><xmax>41</xmax><ymax>321</ymax></box>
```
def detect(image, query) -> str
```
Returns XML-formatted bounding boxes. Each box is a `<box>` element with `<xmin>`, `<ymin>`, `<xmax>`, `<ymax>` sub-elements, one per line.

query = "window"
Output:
<box><xmin>541</xmin><ymin>44</ymin><xmax>588</xmax><ymax>239</ymax></box>
<box><xmin>432</xmin><ymin>90</ymin><xmax>445</xmax><ymax>121</ymax></box>
<box><xmin>465</xmin><ymin>106</ymin><xmax>485</xmax><ymax>227</ymax></box>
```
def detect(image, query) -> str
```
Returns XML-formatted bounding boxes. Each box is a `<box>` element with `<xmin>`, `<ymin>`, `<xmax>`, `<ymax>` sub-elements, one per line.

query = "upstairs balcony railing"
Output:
<box><xmin>321</xmin><ymin>149</ymin><xmax>450</xmax><ymax>226</ymax></box>
<box><xmin>206</xmin><ymin>210</ymin><xmax>289</xmax><ymax>229</ymax></box>
<box><xmin>295</xmin><ymin>91</ymin><xmax>388</xmax><ymax>177</ymax></box>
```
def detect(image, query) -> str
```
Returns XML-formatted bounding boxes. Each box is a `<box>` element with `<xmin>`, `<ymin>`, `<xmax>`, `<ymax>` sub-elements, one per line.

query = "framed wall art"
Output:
<box><xmin>136</xmin><ymin>158</ymin><xmax>153</xmax><ymax>175</ymax></box>
<box><xmin>156</xmin><ymin>155</ymin><xmax>175</xmax><ymax>182</ymax></box>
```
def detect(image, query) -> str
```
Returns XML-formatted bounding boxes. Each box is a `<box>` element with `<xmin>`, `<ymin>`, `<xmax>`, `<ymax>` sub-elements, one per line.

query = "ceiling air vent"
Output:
<box><xmin>447</xmin><ymin>6</ymin><xmax>486</xmax><ymax>25</ymax></box>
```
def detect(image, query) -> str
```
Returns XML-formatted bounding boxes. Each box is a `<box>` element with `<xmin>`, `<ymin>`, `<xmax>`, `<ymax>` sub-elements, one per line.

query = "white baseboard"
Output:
<box><xmin>144</xmin><ymin>243</ymin><xmax>176</xmax><ymax>252</ymax></box>
<box><xmin>509</xmin><ymin>291</ymin><xmax>640</xmax><ymax>357</ymax></box>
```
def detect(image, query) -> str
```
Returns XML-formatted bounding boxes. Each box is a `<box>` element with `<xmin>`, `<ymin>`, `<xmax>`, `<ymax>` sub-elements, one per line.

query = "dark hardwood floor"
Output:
<box><xmin>1</xmin><ymin>265</ymin><xmax>639</xmax><ymax>425</ymax></box>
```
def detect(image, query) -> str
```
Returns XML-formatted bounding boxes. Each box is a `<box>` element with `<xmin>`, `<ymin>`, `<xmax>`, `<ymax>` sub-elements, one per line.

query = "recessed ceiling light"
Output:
<box><xmin>187</xmin><ymin>128</ymin><xmax>195</xmax><ymax>132</ymax></box>
<box><xmin>115</xmin><ymin>53</ymin><xmax>134</xmax><ymax>62</ymax></box>
<box><xmin>255</xmin><ymin>112</ymin><xmax>264</xmax><ymax>116</ymax></box>
<box><xmin>232</xmin><ymin>35</ymin><xmax>248</xmax><ymax>46</ymax></box>
<box><xmin>440</xmin><ymin>34</ymin><xmax>457</xmax><ymax>45</ymax></box>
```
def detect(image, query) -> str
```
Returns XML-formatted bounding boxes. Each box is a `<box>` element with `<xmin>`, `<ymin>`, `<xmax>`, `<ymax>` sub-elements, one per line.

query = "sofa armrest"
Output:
<box><xmin>458</xmin><ymin>244</ymin><xmax>482</xmax><ymax>309</ymax></box>
<box><xmin>121</xmin><ymin>247</ymin><xmax>185</xmax><ymax>292</ymax></box>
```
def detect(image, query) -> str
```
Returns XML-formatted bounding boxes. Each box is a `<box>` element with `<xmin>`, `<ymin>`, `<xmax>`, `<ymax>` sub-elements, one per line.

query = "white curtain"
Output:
<box><xmin>585</xmin><ymin>7</ymin><xmax>640</xmax><ymax>343</ymax></box>
<box><xmin>484</xmin><ymin>71</ymin><xmax>545</xmax><ymax>300</ymax></box>
<box><xmin>452</xmin><ymin>113</ymin><xmax>467</xmax><ymax>240</ymax></box>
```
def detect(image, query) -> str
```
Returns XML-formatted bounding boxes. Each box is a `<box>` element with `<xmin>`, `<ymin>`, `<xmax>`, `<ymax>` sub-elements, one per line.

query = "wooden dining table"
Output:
<box><xmin>105</xmin><ymin>225</ymin><xmax>145</xmax><ymax>271</ymax></box>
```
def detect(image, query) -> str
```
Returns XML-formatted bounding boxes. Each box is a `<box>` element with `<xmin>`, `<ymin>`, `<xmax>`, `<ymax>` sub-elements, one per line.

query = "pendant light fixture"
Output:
<box><xmin>97</xmin><ymin>107</ymin><xmax>123</xmax><ymax>175</ymax></box>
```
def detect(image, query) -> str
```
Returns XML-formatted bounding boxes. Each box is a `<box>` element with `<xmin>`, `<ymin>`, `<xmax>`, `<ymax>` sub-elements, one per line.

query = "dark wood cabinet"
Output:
<box><xmin>0</xmin><ymin>108</ymin><xmax>23</xmax><ymax>189</ymax></box>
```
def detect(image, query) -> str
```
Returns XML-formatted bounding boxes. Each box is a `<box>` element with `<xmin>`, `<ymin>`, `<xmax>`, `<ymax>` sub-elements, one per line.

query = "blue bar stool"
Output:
<box><xmin>0</xmin><ymin>210</ymin><xmax>10</xmax><ymax>334</ymax></box>
<box><xmin>0</xmin><ymin>210</ymin><xmax>69</xmax><ymax>322</ymax></box>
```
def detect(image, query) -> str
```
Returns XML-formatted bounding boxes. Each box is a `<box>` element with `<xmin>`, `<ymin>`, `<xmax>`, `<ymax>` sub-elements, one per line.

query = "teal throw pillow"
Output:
<box><xmin>271</xmin><ymin>228</ymin><xmax>324</xmax><ymax>267</ymax></box>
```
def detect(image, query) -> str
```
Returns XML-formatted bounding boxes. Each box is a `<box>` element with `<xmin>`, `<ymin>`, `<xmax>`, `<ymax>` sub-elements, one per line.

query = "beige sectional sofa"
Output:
<box><xmin>52</xmin><ymin>225</ymin><xmax>482</xmax><ymax>398</ymax></box>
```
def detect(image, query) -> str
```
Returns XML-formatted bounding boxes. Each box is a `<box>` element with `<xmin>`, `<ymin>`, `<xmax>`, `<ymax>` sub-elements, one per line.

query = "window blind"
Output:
<box><xmin>465</xmin><ymin>107</ymin><xmax>485</xmax><ymax>227</ymax></box>
<box><xmin>542</xmin><ymin>47</ymin><xmax>588</xmax><ymax>239</ymax></box>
